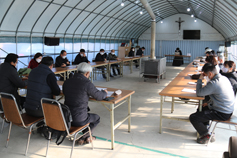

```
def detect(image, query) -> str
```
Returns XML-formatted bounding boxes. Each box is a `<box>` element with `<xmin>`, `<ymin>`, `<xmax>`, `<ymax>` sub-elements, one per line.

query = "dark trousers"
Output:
<box><xmin>97</xmin><ymin>66</ymin><xmax>106</xmax><ymax>78</ymax></box>
<box><xmin>133</xmin><ymin>60</ymin><xmax>139</xmax><ymax>68</ymax></box>
<box><xmin>25</xmin><ymin>108</ymin><xmax>44</xmax><ymax>117</ymax></box>
<box><xmin>189</xmin><ymin>106</ymin><xmax>232</xmax><ymax>136</ymax></box>
<box><xmin>72</xmin><ymin>113</ymin><xmax>100</xmax><ymax>139</ymax></box>
<box><xmin>111</xmin><ymin>64</ymin><xmax>120</xmax><ymax>75</ymax></box>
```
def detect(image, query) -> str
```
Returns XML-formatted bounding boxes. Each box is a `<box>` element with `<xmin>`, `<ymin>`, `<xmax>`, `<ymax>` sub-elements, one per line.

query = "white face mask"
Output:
<box><xmin>222</xmin><ymin>67</ymin><xmax>229</xmax><ymax>73</ymax></box>
<box><xmin>62</xmin><ymin>56</ymin><xmax>66</xmax><ymax>59</ymax></box>
<box><xmin>132</xmin><ymin>49</ymin><xmax>135</xmax><ymax>51</ymax></box>
<box><xmin>36</xmin><ymin>58</ymin><xmax>41</xmax><ymax>63</ymax></box>
<box><xmin>100</xmin><ymin>52</ymin><xmax>104</xmax><ymax>55</ymax></box>
<box><xmin>204</xmin><ymin>76</ymin><xmax>210</xmax><ymax>83</ymax></box>
<box><xmin>80</xmin><ymin>53</ymin><xmax>84</xmax><ymax>57</ymax></box>
<box><xmin>111</xmin><ymin>52</ymin><xmax>115</xmax><ymax>55</ymax></box>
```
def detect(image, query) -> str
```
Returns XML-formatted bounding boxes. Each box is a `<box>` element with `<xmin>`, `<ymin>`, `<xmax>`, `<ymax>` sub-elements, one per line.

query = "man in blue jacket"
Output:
<box><xmin>189</xmin><ymin>63</ymin><xmax>235</xmax><ymax>144</ymax></box>
<box><xmin>63</xmin><ymin>62</ymin><xmax>107</xmax><ymax>145</ymax></box>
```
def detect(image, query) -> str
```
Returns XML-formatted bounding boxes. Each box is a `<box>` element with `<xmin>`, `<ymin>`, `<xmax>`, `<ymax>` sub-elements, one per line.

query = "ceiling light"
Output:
<box><xmin>187</xmin><ymin>8</ymin><xmax>190</xmax><ymax>12</ymax></box>
<box><xmin>194</xmin><ymin>18</ymin><xmax>197</xmax><ymax>22</ymax></box>
<box><xmin>121</xmin><ymin>2</ymin><xmax>124</xmax><ymax>6</ymax></box>
<box><xmin>191</xmin><ymin>14</ymin><xmax>194</xmax><ymax>17</ymax></box>
<box><xmin>160</xmin><ymin>21</ymin><xmax>163</xmax><ymax>23</ymax></box>
<box><xmin>140</xmin><ymin>10</ymin><xmax>143</xmax><ymax>14</ymax></box>
<box><xmin>135</xmin><ymin>0</ymin><xmax>139</xmax><ymax>4</ymax></box>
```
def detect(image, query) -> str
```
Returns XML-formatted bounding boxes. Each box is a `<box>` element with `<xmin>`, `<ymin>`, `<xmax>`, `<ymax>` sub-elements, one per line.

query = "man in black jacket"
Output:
<box><xmin>63</xmin><ymin>62</ymin><xmax>107</xmax><ymax>145</ymax></box>
<box><xmin>0</xmin><ymin>53</ymin><xmax>27</xmax><ymax>110</ymax></box>
<box><xmin>55</xmin><ymin>50</ymin><xmax>70</xmax><ymax>67</ymax></box>
<box><xmin>136</xmin><ymin>47</ymin><xmax>145</xmax><ymax>56</ymax></box>
<box><xmin>25</xmin><ymin>56</ymin><xmax>60</xmax><ymax>117</ymax></box>
<box><xmin>107</xmin><ymin>49</ymin><xmax>120</xmax><ymax>76</ymax></box>
<box><xmin>95</xmin><ymin>49</ymin><xmax>109</xmax><ymax>79</ymax></box>
<box><xmin>73</xmin><ymin>49</ymin><xmax>90</xmax><ymax>65</ymax></box>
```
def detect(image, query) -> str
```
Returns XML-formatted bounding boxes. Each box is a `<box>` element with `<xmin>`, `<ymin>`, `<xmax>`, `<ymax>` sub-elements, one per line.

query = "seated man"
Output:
<box><xmin>63</xmin><ymin>62</ymin><xmax>107</xmax><ymax>145</ymax></box>
<box><xmin>74</xmin><ymin>49</ymin><xmax>90</xmax><ymax>65</ymax></box>
<box><xmin>0</xmin><ymin>53</ymin><xmax>27</xmax><ymax>110</ymax></box>
<box><xmin>55</xmin><ymin>50</ymin><xmax>70</xmax><ymax>67</ymax></box>
<box><xmin>25</xmin><ymin>56</ymin><xmax>60</xmax><ymax>117</ymax></box>
<box><xmin>95</xmin><ymin>49</ymin><xmax>109</xmax><ymax>79</ymax></box>
<box><xmin>128</xmin><ymin>47</ymin><xmax>138</xmax><ymax>68</ymax></box>
<box><xmin>189</xmin><ymin>63</ymin><xmax>235</xmax><ymax>144</ymax></box>
<box><xmin>136</xmin><ymin>47</ymin><xmax>145</xmax><ymax>56</ymax></box>
<box><xmin>218</xmin><ymin>55</ymin><xmax>225</xmax><ymax>71</ymax></box>
<box><xmin>107</xmin><ymin>49</ymin><xmax>120</xmax><ymax>76</ymax></box>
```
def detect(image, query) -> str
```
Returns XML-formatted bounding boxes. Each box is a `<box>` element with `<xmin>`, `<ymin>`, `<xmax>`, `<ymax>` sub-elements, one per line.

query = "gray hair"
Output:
<box><xmin>77</xmin><ymin>62</ymin><xmax>92</xmax><ymax>74</ymax></box>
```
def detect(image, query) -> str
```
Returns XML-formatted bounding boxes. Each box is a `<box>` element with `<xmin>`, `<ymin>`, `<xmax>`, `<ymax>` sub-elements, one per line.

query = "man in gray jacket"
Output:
<box><xmin>189</xmin><ymin>63</ymin><xmax>235</xmax><ymax>144</ymax></box>
<box><xmin>0</xmin><ymin>53</ymin><xmax>27</xmax><ymax>110</ymax></box>
<box><xmin>63</xmin><ymin>62</ymin><xmax>107</xmax><ymax>145</ymax></box>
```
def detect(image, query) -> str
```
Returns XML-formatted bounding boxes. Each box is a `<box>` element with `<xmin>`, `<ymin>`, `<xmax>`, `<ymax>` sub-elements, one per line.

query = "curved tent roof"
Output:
<box><xmin>0</xmin><ymin>0</ymin><xmax>236</xmax><ymax>40</ymax></box>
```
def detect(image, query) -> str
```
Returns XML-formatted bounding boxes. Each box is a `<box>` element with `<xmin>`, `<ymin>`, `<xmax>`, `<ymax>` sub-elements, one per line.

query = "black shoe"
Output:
<box><xmin>113</xmin><ymin>73</ymin><xmax>117</xmax><ymax>76</ymax></box>
<box><xmin>197</xmin><ymin>134</ymin><xmax>215</xmax><ymax>144</ymax></box>
<box><xmin>103</xmin><ymin>75</ymin><xmax>107</xmax><ymax>79</ymax></box>
<box><xmin>110</xmin><ymin>75</ymin><xmax>114</xmax><ymax>77</ymax></box>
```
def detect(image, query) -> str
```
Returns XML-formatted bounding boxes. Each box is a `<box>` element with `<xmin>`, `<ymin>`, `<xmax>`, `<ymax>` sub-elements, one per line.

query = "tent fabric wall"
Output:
<box><xmin>138</xmin><ymin>40</ymin><xmax>224</xmax><ymax>62</ymax></box>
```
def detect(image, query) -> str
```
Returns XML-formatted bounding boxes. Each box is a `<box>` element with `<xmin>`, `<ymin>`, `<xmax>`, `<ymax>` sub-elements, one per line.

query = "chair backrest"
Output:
<box><xmin>41</xmin><ymin>98</ymin><xmax>68</xmax><ymax>133</ymax></box>
<box><xmin>0</xmin><ymin>92</ymin><xmax>24</xmax><ymax>126</ymax></box>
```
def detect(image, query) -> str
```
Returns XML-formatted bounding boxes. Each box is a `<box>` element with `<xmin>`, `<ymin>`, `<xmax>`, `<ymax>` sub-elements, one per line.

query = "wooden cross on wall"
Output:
<box><xmin>175</xmin><ymin>17</ymin><xmax>185</xmax><ymax>32</ymax></box>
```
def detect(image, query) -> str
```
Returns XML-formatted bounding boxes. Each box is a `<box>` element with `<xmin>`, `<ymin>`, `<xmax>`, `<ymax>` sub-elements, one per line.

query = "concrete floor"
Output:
<box><xmin>0</xmin><ymin>64</ymin><xmax>236</xmax><ymax>158</ymax></box>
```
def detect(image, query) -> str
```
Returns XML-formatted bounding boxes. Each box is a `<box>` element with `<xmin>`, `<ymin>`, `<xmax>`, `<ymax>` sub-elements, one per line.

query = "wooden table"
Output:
<box><xmin>57</xmin><ymin>82</ymin><xmax>135</xmax><ymax>150</ymax></box>
<box><xmin>159</xmin><ymin>62</ymin><xmax>204</xmax><ymax>134</ymax></box>
<box><xmin>165</xmin><ymin>54</ymin><xmax>191</xmax><ymax>63</ymax></box>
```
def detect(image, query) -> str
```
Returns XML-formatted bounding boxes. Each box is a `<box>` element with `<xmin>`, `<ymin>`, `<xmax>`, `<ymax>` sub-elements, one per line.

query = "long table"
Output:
<box><xmin>52</xmin><ymin>56</ymin><xmax>149</xmax><ymax>82</ymax></box>
<box><xmin>57</xmin><ymin>81</ymin><xmax>134</xmax><ymax>150</ymax></box>
<box><xmin>159</xmin><ymin>62</ymin><xmax>204</xmax><ymax>134</ymax></box>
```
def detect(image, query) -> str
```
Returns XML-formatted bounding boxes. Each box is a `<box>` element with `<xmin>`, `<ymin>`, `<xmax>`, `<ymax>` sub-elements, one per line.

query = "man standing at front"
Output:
<box><xmin>63</xmin><ymin>62</ymin><xmax>107</xmax><ymax>145</ymax></box>
<box><xmin>189</xmin><ymin>63</ymin><xmax>235</xmax><ymax>144</ymax></box>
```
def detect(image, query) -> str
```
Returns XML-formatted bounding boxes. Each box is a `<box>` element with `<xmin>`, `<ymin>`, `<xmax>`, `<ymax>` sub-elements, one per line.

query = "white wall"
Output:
<box><xmin>139</xmin><ymin>14</ymin><xmax>224</xmax><ymax>41</ymax></box>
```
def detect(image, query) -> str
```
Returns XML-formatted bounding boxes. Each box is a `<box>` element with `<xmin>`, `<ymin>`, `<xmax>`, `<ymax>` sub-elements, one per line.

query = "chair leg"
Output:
<box><xmin>70</xmin><ymin>134</ymin><xmax>77</xmax><ymax>158</ymax></box>
<box><xmin>207</xmin><ymin>122</ymin><xmax>218</xmax><ymax>146</ymax></box>
<box><xmin>1</xmin><ymin>117</ymin><xmax>5</xmax><ymax>133</ymax></box>
<box><xmin>46</xmin><ymin>131</ymin><xmax>51</xmax><ymax>157</ymax></box>
<box><xmin>25</xmin><ymin>124</ymin><xmax>34</xmax><ymax>156</ymax></box>
<box><xmin>88</xmin><ymin>126</ymin><xmax>94</xmax><ymax>150</ymax></box>
<box><xmin>6</xmin><ymin>122</ymin><xmax>12</xmax><ymax>148</ymax></box>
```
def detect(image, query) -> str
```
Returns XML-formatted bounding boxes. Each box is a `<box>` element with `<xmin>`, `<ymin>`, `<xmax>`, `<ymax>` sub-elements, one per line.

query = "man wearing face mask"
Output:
<box><xmin>128</xmin><ymin>47</ymin><xmax>139</xmax><ymax>68</ymax></box>
<box><xmin>189</xmin><ymin>63</ymin><xmax>235</xmax><ymax>144</ymax></box>
<box><xmin>107</xmin><ymin>49</ymin><xmax>120</xmax><ymax>76</ymax></box>
<box><xmin>221</xmin><ymin>61</ymin><xmax>237</xmax><ymax>95</ymax></box>
<box><xmin>0</xmin><ymin>53</ymin><xmax>27</xmax><ymax>111</ymax></box>
<box><xmin>28</xmin><ymin>52</ymin><xmax>43</xmax><ymax>69</ymax></box>
<box><xmin>74</xmin><ymin>49</ymin><xmax>90</xmax><ymax>65</ymax></box>
<box><xmin>25</xmin><ymin>56</ymin><xmax>60</xmax><ymax>117</ymax></box>
<box><xmin>55</xmin><ymin>50</ymin><xmax>70</xmax><ymax>68</ymax></box>
<box><xmin>63</xmin><ymin>62</ymin><xmax>107</xmax><ymax>145</ymax></box>
<box><xmin>136</xmin><ymin>47</ymin><xmax>145</xmax><ymax>56</ymax></box>
<box><xmin>95</xmin><ymin>49</ymin><xmax>108</xmax><ymax>79</ymax></box>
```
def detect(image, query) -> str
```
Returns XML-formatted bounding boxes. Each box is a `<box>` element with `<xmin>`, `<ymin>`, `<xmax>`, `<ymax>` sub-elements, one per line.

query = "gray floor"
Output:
<box><xmin>0</xmin><ymin>64</ymin><xmax>236</xmax><ymax>158</ymax></box>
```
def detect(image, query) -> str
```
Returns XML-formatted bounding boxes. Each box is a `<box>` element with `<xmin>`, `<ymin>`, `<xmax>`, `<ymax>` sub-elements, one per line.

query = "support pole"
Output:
<box><xmin>151</xmin><ymin>20</ymin><xmax>156</xmax><ymax>59</ymax></box>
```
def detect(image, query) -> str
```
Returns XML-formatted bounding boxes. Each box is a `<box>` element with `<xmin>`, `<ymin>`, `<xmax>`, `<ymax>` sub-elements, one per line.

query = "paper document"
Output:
<box><xmin>96</xmin><ymin>87</ymin><xmax>107</xmax><ymax>91</ymax></box>
<box><xmin>125</xmin><ymin>57</ymin><xmax>132</xmax><ymax>58</ymax></box>
<box><xmin>197</xmin><ymin>66</ymin><xmax>203</xmax><ymax>71</ymax></box>
<box><xmin>107</xmin><ymin>91</ymin><xmax>114</xmax><ymax>97</ymax></box>
<box><xmin>188</xmin><ymin>82</ymin><xmax>204</xmax><ymax>85</ymax></box>
<box><xmin>182</xmin><ymin>88</ymin><xmax>196</xmax><ymax>93</ymax></box>
<box><xmin>59</xmin><ymin>85</ymin><xmax>62</xmax><ymax>91</ymax></box>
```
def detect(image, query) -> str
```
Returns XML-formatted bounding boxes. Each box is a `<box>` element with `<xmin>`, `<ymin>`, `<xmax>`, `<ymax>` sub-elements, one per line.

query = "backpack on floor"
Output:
<box><xmin>48</xmin><ymin>103</ymin><xmax>73</xmax><ymax>145</ymax></box>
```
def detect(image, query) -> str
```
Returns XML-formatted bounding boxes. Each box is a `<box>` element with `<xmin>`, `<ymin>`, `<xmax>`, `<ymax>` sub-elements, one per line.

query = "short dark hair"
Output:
<box><xmin>60</xmin><ymin>50</ymin><xmax>66</xmax><ymax>55</ymax></box>
<box><xmin>176</xmin><ymin>47</ymin><xmax>180</xmax><ymax>50</ymax></box>
<box><xmin>211</xmin><ymin>50</ymin><xmax>215</xmax><ymax>55</ymax></box>
<box><xmin>41</xmin><ymin>56</ymin><xmax>54</xmax><ymax>66</ymax></box>
<box><xmin>33</xmin><ymin>52</ymin><xmax>43</xmax><ymax>60</ymax></box>
<box><xmin>100</xmin><ymin>49</ymin><xmax>104</xmax><ymax>52</ymax></box>
<box><xmin>80</xmin><ymin>49</ymin><xmax>85</xmax><ymax>52</ymax></box>
<box><xmin>5</xmin><ymin>53</ymin><xmax>18</xmax><ymax>63</ymax></box>
<box><xmin>227</xmin><ymin>61</ymin><xmax>236</xmax><ymax>72</ymax></box>
<box><xmin>205</xmin><ymin>56</ymin><xmax>218</xmax><ymax>65</ymax></box>
<box><xmin>224</xmin><ymin>61</ymin><xmax>229</xmax><ymax>66</ymax></box>
<box><xmin>142</xmin><ymin>47</ymin><xmax>145</xmax><ymax>49</ymax></box>
<box><xmin>202</xmin><ymin>63</ymin><xmax>216</xmax><ymax>74</ymax></box>
<box><xmin>205</xmin><ymin>47</ymin><xmax>209</xmax><ymax>50</ymax></box>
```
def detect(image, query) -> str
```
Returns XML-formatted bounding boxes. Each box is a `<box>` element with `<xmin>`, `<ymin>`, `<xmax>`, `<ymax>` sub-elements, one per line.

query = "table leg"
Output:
<box><xmin>130</xmin><ymin>60</ymin><xmax>132</xmax><ymax>74</ymax></box>
<box><xmin>171</xmin><ymin>97</ymin><xmax>174</xmax><ymax>113</ymax></box>
<box><xmin>110</xmin><ymin>103</ymin><xmax>115</xmax><ymax>150</ymax></box>
<box><xmin>128</xmin><ymin>95</ymin><xmax>131</xmax><ymax>132</ymax></box>
<box><xmin>64</xmin><ymin>72</ymin><xmax>66</xmax><ymax>81</ymax></box>
<box><xmin>120</xmin><ymin>62</ymin><xmax>123</xmax><ymax>77</ymax></box>
<box><xmin>91</xmin><ymin>71</ymin><xmax>93</xmax><ymax>83</ymax></box>
<box><xmin>159</xmin><ymin>96</ymin><xmax>163</xmax><ymax>134</ymax></box>
<box><xmin>107</xmin><ymin>65</ymin><xmax>110</xmax><ymax>82</ymax></box>
<box><xmin>199</xmin><ymin>100</ymin><xmax>203</xmax><ymax>112</ymax></box>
